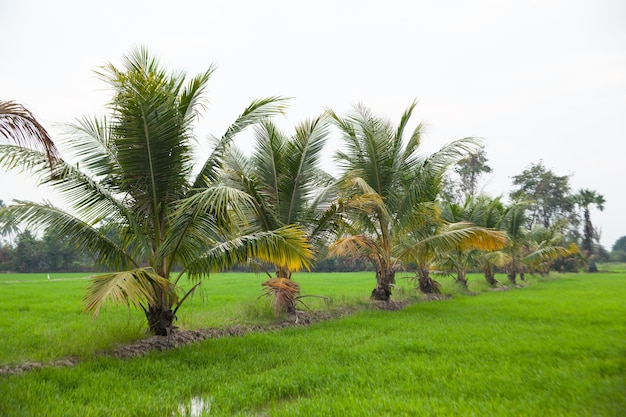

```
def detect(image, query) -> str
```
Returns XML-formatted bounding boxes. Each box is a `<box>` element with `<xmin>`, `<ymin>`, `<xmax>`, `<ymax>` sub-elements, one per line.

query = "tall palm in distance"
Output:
<box><xmin>573</xmin><ymin>188</ymin><xmax>605</xmax><ymax>272</ymax></box>
<box><xmin>0</xmin><ymin>48</ymin><xmax>312</xmax><ymax>335</ymax></box>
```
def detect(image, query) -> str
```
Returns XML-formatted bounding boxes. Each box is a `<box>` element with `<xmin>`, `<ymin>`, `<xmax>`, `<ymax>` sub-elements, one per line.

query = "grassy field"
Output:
<box><xmin>0</xmin><ymin>271</ymin><xmax>624</xmax><ymax>416</ymax></box>
<box><xmin>0</xmin><ymin>271</ymin><xmax>410</xmax><ymax>365</ymax></box>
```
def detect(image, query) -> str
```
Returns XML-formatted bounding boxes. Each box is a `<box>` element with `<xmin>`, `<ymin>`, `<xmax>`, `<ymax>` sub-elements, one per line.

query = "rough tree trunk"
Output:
<box><xmin>371</xmin><ymin>268</ymin><xmax>395</xmax><ymax>301</ymax></box>
<box><xmin>275</xmin><ymin>265</ymin><xmax>296</xmax><ymax>313</ymax></box>
<box><xmin>483</xmin><ymin>264</ymin><xmax>498</xmax><ymax>287</ymax></box>
<box><xmin>456</xmin><ymin>268</ymin><xmax>468</xmax><ymax>289</ymax></box>
<box><xmin>145</xmin><ymin>305</ymin><xmax>175</xmax><ymax>336</ymax></box>
<box><xmin>507</xmin><ymin>269</ymin><xmax>517</xmax><ymax>285</ymax></box>
<box><xmin>418</xmin><ymin>266</ymin><xmax>441</xmax><ymax>294</ymax></box>
<box><xmin>276</xmin><ymin>265</ymin><xmax>293</xmax><ymax>280</ymax></box>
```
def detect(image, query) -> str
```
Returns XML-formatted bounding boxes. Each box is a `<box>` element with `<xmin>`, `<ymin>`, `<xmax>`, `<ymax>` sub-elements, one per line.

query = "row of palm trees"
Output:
<box><xmin>0</xmin><ymin>48</ymin><xmax>575</xmax><ymax>335</ymax></box>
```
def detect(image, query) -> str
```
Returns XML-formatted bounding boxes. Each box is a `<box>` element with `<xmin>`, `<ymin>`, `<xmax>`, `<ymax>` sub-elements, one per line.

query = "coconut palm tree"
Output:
<box><xmin>500</xmin><ymin>202</ymin><xmax>528</xmax><ymax>285</ymax></box>
<box><xmin>522</xmin><ymin>225</ymin><xmax>579</xmax><ymax>276</ymax></box>
<box><xmin>222</xmin><ymin>116</ymin><xmax>334</xmax><ymax>314</ymax></box>
<box><xmin>223</xmin><ymin>116</ymin><xmax>332</xmax><ymax>278</ymax></box>
<box><xmin>328</xmin><ymin>102</ymin><xmax>502</xmax><ymax>300</ymax></box>
<box><xmin>437</xmin><ymin>195</ymin><xmax>509</xmax><ymax>288</ymax></box>
<box><xmin>0</xmin><ymin>48</ymin><xmax>311</xmax><ymax>335</ymax></box>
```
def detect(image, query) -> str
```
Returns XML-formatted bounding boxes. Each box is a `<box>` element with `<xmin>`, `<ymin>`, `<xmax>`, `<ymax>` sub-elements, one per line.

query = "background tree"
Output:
<box><xmin>13</xmin><ymin>230</ymin><xmax>45</xmax><ymax>272</ymax></box>
<box><xmin>573</xmin><ymin>189</ymin><xmax>605</xmax><ymax>272</ymax></box>
<box><xmin>610</xmin><ymin>236</ymin><xmax>626</xmax><ymax>262</ymax></box>
<box><xmin>510</xmin><ymin>161</ymin><xmax>574</xmax><ymax>230</ymax></box>
<box><xmin>0</xmin><ymin>48</ymin><xmax>311</xmax><ymax>335</ymax></box>
<box><xmin>443</xmin><ymin>145</ymin><xmax>492</xmax><ymax>202</ymax></box>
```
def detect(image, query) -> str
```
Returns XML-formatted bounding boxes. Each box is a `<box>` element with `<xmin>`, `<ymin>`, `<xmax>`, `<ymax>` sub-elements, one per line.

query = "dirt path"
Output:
<box><xmin>0</xmin><ymin>301</ymin><xmax>412</xmax><ymax>377</ymax></box>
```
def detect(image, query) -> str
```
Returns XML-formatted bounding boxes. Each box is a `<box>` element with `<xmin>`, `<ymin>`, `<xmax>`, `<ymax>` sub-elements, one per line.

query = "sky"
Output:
<box><xmin>1</xmin><ymin>0</ymin><xmax>625</xmax><ymax>248</ymax></box>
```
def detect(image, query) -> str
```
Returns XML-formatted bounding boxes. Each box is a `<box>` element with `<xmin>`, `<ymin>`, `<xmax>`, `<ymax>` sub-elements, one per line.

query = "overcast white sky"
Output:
<box><xmin>1</xmin><ymin>0</ymin><xmax>625</xmax><ymax>248</ymax></box>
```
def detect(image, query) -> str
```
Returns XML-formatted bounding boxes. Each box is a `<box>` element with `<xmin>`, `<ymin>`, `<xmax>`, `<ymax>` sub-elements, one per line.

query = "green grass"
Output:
<box><xmin>0</xmin><ymin>272</ymin><xmax>624</xmax><ymax>416</ymax></box>
<box><xmin>0</xmin><ymin>271</ymin><xmax>405</xmax><ymax>364</ymax></box>
<box><xmin>597</xmin><ymin>262</ymin><xmax>626</xmax><ymax>273</ymax></box>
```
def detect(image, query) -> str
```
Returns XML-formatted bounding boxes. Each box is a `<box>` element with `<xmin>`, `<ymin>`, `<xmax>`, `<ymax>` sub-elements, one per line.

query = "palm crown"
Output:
<box><xmin>0</xmin><ymin>48</ymin><xmax>312</xmax><ymax>334</ymax></box>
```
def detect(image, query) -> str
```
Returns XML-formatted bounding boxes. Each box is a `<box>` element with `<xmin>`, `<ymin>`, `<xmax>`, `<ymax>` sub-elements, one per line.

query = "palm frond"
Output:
<box><xmin>84</xmin><ymin>268</ymin><xmax>177</xmax><ymax>317</ymax></box>
<box><xmin>259</xmin><ymin>277</ymin><xmax>301</xmax><ymax>317</ymax></box>
<box><xmin>282</xmin><ymin>115</ymin><xmax>329</xmax><ymax>224</ymax></box>
<box><xmin>328</xmin><ymin>234</ymin><xmax>380</xmax><ymax>261</ymax></box>
<box><xmin>0</xmin><ymin>201</ymin><xmax>136</xmax><ymax>270</ymax></box>
<box><xmin>184</xmin><ymin>225</ymin><xmax>312</xmax><ymax>279</ymax></box>
<box><xmin>400</xmin><ymin>222</ymin><xmax>509</xmax><ymax>262</ymax></box>
<box><xmin>0</xmin><ymin>100</ymin><xmax>59</xmax><ymax>165</ymax></box>
<box><xmin>193</xmin><ymin>96</ymin><xmax>290</xmax><ymax>188</ymax></box>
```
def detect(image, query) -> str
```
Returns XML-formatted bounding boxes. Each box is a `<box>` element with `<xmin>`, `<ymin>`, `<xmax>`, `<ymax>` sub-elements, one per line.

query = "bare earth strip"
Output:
<box><xmin>0</xmin><ymin>300</ymin><xmax>415</xmax><ymax>376</ymax></box>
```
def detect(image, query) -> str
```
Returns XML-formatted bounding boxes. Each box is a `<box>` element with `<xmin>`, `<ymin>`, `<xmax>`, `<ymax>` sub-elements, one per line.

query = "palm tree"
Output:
<box><xmin>522</xmin><ymin>225</ymin><xmax>579</xmax><ymax>276</ymax></box>
<box><xmin>438</xmin><ymin>196</ymin><xmax>509</xmax><ymax>288</ymax></box>
<box><xmin>573</xmin><ymin>189</ymin><xmax>605</xmax><ymax>272</ymax></box>
<box><xmin>222</xmin><ymin>116</ymin><xmax>333</xmax><ymax>314</ymax></box>
<box><xmin>501</xmin><ymin>202</ymin><xmax>528</xmax><ymax>285</ymax></box>
<box><xmin>224</xmin><ymin>116</ymin><xmax>332</xmax><ymax>278</ymax></box>
<box><xmin>0</xmin><ymin>48</ymin><xmax>311</xmax><ymax>335</ymax></box>
<box><xmin>328</xmin><ymin>102</ymin><xmax>497</xmax><ymax>300</ymax></box>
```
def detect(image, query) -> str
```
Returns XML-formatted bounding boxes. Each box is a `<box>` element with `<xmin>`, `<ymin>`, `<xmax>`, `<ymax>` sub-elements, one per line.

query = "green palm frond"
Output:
<box><xmin>524</xmin><ymin>242</ymin><xmax>577</xmax><ymax>263</ymax></box>
<box><xmin>482</xmin><ymin>250</ymin><xmax>509</xmax><ymax>267</ymax></box>
<box><xmin>193</xmin><ymin>96</ymin><xmax>290</xmax><ymax>187</ymax></box>
<box><xmin>401</xmin><ymin>222</ymin><xmax>509</xmax><ymax>262</ymax></box>
<box><xmin>84</xmin><ymin>268</ymin><xmax>178</xmax><ymax>317</ymax></box>
<box><xmin>281</xmin><ymin>116</ymin><xmax>329</xmax><ymax>224</ymax></box>
<box><xmin>63</xmin><ymin>116</ymin><xmax>116</xmax><ymax>179</ymax></box>
<box><xmin>0</xmin><ymin>201</ymin><xmax>136</xmax><ymax>270</ymax></box>
<box><xmin>185</xmin><ymin>225</ymin><xmax>312</xmax><ymax>279</ymax></box>
<box><xmin>223</xmin><ymin>147</ymin><xmax>280</xmax><ymax>231</ymax></box>
<box><xmin>159</xmin><ymin>183</ymin><xmax>260</xmax><ymax>275</ymax></box>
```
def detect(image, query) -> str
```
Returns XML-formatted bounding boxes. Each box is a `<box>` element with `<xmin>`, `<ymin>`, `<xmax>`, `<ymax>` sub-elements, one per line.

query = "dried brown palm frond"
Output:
<box><xmin>260</xmin><ymin>277</ymin><xmax>301</xmax><ymax>317</ymax></box>
<box><xmin>0</xmin><ymin>101</ymin><xmax>60</xmax><ymax>166</ymax></box>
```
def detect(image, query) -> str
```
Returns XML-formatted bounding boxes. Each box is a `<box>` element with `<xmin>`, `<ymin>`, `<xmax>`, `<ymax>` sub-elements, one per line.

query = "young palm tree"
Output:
<box><xmin>438</xmin><ymin>195</ymin><xmax>509</xmax><ymax>288</ymax></box>
<box><xmin>522</xmin><ymin>225</ymin><xmax>578</xmax><ymax>276</ymax></box>
<box><xmin>329</xmin><ymin>102</ymin><xmax>500</xmax><ymax>300</ymax></box>
<box><xmin>222</xmin><ymin>116</ymin><xmax>333</xmax><ymax>314</ymax></box>
<box><xmin>0</xmin><ymin>48</ymin><xmax>311</xmax><ymax>335</ymax></box>
<box><xmin>224</xmin><ymin>116</ymin><xmax>332</xmax><ymax>277</ymax></box>
<box><xmin>501</xmin><ymin>202</ymin><xmax>528</xmax><ymax>285</ymax></box>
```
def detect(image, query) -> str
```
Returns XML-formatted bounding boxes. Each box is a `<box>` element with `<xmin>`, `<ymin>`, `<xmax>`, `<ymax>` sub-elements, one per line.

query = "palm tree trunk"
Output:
<box><xmin>274</xmin><ymin>266</ymin><xmax>296</xmax><ymax>313</ymax></box>
<box><xmin>144</xmin><ymin>285</ymin><xmax>175</xmax><ymax>336</ymax></box>
<box><xmin>276</xmin><ymin>265</ymin><xmax>292</xmax><ymax>279</ymax></box>
<box><xmin>483</xmin><ymin>264</ymin><xmax>498</xmax><ymax>287</ymax></box>
<box><xmin>507</xmin><ymin>269</ymin><xmax>517</xmax><ymax>285</ymax></box>
<box><xmin>371</xmin><ymin>267</ymin><xmax>395</xmax><ymax>301</ymax></box>
<box><xmin>418</xmin><ymin>266</ymin><xmax>441</xmax><ymax>294</ymax></box>
<box><xmin>456</xmin><ymin>267</ymin><xmax>468</xmax><ymax>289</ymax></box>
<box><xmin>145</xmin><ymin>304</ymin><xmax>175</xmax><ymax>336</ymax></box>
